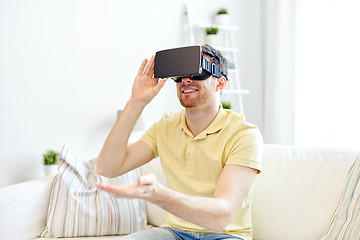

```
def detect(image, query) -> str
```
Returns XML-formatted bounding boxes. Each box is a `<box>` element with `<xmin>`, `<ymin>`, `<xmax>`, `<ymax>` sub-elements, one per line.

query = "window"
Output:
<box><xmin>294</xmin><ymin>0</ymin><xmax>360</xmax><ymax>148</ymax></box>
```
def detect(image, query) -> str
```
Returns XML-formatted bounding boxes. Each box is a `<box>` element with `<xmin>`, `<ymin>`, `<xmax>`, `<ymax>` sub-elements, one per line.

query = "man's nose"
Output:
<box><xmin>182</xmin><ymin>77</ymin><xmax>193</xmax><ymax>84</ymax></box>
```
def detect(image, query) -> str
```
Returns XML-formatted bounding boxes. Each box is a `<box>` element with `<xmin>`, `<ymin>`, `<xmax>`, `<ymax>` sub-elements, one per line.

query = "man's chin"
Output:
<box><xmin>179</xmin><ymin>100</ymin><xmax>198</xmax><ymax>108</ymax></box>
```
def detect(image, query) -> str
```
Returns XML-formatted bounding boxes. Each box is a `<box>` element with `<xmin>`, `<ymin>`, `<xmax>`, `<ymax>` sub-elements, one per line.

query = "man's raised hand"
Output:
<box><xmin>130</xmin><ymin>55</ymin><xmax>167</xmax><ymax>106</ymax></box>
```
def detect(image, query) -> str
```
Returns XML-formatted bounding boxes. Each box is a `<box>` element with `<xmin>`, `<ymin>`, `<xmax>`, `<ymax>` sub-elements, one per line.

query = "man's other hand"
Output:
<box><xmin>96</xmin><ymin>173</ymin><xmax>158</xmax><ymax>200</ymax></box>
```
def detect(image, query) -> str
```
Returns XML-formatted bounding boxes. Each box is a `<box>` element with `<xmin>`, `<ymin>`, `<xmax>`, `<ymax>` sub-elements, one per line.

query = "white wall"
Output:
<box><xmin>0</xmin><ymin>0</ymin><xmax>263</xmax><ymax>187</ymax></box>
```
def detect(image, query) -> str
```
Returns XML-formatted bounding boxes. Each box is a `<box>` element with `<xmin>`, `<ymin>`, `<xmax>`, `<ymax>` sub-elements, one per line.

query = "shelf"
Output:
<box><xmin>185</xmin><ymin>9</ymin><xmax>246</xmax><ymax>113</ymax></box>
<box><xmin>194</xmin><ymin>23</ymin><xmax>238</xmax><ymax>31</ymax></box>
<box><xmin>223</xmin><ymin>89</ymin><xmax>250</xmax><ymax>95</ymax></box>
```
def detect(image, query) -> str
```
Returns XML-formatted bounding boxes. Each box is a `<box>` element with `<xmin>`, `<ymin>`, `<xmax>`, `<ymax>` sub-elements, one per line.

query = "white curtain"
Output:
<box><xmin>262</xmin><ymin>0</ymin><xmax>360</xmax><ymax>148</ymax></box>
<box><xmin>294</xmin><ymin>0</ymin><xmax>360</xmax><ymax>148</ymax></box>
<box><xmin>262</xmin><ymin>0</ymin><xmax>296</xmax><ymax>145</ymax></box>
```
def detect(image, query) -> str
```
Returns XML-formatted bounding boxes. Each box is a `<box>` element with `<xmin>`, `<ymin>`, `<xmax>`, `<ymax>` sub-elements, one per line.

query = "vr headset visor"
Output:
<box><xmin>154</xmin><ymin>46</ymin><xmax>226</xmax><ymax>82</ymax></box>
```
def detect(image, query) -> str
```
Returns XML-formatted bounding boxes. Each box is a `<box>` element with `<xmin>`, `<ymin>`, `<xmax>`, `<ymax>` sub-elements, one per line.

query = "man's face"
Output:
<box><xmin>176</xmin><ymin>76</ymin><xmax>218</xmax><ymax>108</ymax></box>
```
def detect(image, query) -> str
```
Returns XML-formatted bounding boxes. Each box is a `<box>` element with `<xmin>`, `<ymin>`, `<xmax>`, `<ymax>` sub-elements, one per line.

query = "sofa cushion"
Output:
<box><xmin>252</xmin><ymin>144</ymin><xmax>359</xmax><ymax>240</ymax></box>
<box><xmin>38</xmin><ymin>145</ymin><xmax>146</xmax><ymax>238</ymax></box>
<box><xmin>140</xmin><ymin>157</ymin><xmax>168</xmax><ymax>227</ymax></box>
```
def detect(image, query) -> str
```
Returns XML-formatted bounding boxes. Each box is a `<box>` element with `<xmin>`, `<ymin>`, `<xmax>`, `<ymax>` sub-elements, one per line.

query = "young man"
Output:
<box><xmin>96</xmin><ymin>45</ymin><xmax>263</xmax><ymax>240</ymax></box>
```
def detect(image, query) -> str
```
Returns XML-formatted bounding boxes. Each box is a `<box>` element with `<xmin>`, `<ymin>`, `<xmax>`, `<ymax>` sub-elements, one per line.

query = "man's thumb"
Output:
<box><xmin>154</xmin><ymin>78</ymin><xmax>167</xmax><ymax>92</ymax></box>
<box><xmin>137</xmin><ymin>173</ymin><xmax>156</xmax><ymax>186</ymax></box>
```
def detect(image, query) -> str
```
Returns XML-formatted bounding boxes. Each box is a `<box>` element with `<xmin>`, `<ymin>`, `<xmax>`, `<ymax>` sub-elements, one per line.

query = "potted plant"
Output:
<box><xmin>204</xmin><ymin>27</ymin><xmax>219</xmax><ymax>47</ymax></box>
<box><xmin>215</xmin><ymin>8</ymin><xmax>230</xmax><ymax>26</ymax></box>
<box><xmin>222</xmin><ymin>101</ymin><xmax>232</xmax><ymax>110</ymax></box>
<box><xmin>206</xmin><ymin>27</ymin><xmax>219</xmax><ymax>35</ymax></box>
<box><xmin>43</xmin><ymin>149</ymin><xmax>60</xmax><ymax>176</ymax></box>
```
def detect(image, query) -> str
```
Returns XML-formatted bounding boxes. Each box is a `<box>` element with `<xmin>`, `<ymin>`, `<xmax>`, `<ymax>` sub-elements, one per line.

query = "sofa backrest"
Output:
<box><xmin>1</xmin><ymin>144</ymin><xmax>358</xmax><ymax>240</ymax></box>
<box><xmin>252</xmin><ymin>144</ymin><xmax>359</xmax><ymax>240</ymax></box>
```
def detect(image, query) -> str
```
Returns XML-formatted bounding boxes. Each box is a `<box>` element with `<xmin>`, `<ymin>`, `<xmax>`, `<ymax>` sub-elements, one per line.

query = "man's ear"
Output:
<box><xmin>216</xmin><ymin>76</ymin><xmax>227</xmax><ymax>92</ymax></box>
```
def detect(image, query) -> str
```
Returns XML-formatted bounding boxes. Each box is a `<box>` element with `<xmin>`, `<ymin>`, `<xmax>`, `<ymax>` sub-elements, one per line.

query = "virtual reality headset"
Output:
<box><xmin>154</xmin><ymin>45</ymin><xmax>226</xmax><ymax>82</ymax></box>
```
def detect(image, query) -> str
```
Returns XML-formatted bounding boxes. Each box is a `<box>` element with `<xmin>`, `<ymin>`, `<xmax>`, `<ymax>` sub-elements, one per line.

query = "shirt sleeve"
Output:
<box><xmin>140</xmin><ymin>122</ymin><xmax>159</xmax><ymax>158</ymax></box>
<box><xmin>225</xmin><ymin>126</ymin><xmax>264</xmax><ymax>174</ymax></box>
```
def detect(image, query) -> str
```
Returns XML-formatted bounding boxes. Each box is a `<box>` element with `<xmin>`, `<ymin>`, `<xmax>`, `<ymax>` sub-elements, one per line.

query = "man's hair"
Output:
<box><xmin>201</xmin><ymin>44</ymin><xmax>229</xmax><ymax>80</ymax></box>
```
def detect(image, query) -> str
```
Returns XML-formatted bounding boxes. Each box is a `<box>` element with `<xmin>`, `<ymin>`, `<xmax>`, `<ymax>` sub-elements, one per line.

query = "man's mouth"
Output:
<box><xmin>182</xmin><ymin>88</ymin><xmax>198</xmax><ymax>94</ymax></box>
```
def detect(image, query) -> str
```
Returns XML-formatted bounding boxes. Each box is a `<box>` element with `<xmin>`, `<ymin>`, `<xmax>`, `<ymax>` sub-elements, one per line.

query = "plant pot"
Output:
<box><xmin>43</xmin><ymin>164</ymin><xmax>58</xmax><ymax>176</ymax></box>
<box><xmin>215</xmin><ymin>14</ymin><xmax>231</xmax><ymax>26</ymax></box>
<box><xmin>204</xmin><ymin>34</ymin><xmax>218</xmax><ymax>47</ymax></box>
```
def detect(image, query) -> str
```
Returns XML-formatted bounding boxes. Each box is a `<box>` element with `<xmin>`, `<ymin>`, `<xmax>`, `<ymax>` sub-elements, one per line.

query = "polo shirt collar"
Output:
<box><xmin>177</xmin><ymin>105</ymin><xmax>227</xmax><ymax>139</ymax></box>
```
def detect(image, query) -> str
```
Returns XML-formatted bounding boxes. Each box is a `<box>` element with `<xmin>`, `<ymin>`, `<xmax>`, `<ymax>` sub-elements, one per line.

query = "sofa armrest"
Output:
<box><xmin>0</xmin><ymin>176</ymin><xmax>55</xmax><ymax>239</ymax></box>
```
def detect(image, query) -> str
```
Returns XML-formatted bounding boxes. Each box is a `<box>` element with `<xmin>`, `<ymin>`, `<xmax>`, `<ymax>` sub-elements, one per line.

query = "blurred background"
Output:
<box><xmin>1</xmin><ymin>0</ymin><xmax>359</xmax><ymax>187</ymax></box>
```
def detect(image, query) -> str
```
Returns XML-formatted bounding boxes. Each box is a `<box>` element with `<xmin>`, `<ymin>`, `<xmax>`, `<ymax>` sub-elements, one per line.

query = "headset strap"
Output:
<box><xmin>201</xmin><ymin>57</ymin><xmax>226</xmax><ymax>79</ymax></box>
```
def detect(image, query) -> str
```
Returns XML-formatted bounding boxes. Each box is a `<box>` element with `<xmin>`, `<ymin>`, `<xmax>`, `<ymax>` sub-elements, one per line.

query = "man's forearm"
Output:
<box><xmin>97</xmin><ymin>177</ymin><xmax>233</xmax><ymax>232</ymax></box>
<box><xmin>150</xmin><ymin>184</ymin><xmax>233</xmax><ymax>232</ymax></box>
<box><xmin>97</xmin><ymin>56</ymin><xmax>167</xmax><ymax>178</ymax></box>
<box><xmin>97</xmin><ymin>100</ymin><xmax>145</xmax><ymax>178</ymax></box>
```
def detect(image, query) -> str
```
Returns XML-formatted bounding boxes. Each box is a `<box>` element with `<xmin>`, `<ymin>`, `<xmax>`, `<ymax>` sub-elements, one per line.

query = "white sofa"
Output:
<box><xmin>0</xmin><ymin>144</ymin><xmax>359</xmax><ymax>240</ymax></box>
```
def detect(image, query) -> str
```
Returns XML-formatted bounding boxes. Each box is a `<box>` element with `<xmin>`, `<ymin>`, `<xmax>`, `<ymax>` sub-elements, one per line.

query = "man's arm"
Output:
<box><xmin>97</xmin><ymin>56</ymin><xmax>167</xmax><ymax>178</ymax></box>
<box><xmin>96</xmin><ymin>164</ymin><xmax>257</xmax><ymax>232</ymax></box>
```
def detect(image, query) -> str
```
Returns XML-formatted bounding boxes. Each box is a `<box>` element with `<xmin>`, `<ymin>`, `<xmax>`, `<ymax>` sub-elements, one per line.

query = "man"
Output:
<box><xmin>96</xmin><ymin>44</ymin><xmax>263</xmax><ymax>240</ymax></box>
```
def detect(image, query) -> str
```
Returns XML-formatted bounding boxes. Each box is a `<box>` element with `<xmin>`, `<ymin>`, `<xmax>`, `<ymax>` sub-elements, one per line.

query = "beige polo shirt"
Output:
<box><xmin>140</xmin><ymin>107</ymin><xmax>263</xmax><ymax>240</ymax></box>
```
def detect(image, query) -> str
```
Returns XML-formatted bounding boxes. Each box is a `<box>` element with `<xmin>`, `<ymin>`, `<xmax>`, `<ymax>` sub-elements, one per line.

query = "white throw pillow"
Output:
<box><xmin>321</xmin><ymin>155</ymin><xmax>360</xmax><ymax>240</ymax></box>
<box><xmin>38</xmin><ymin>145</ymin><xmax>146</xmax><ymax>238</ymax></box>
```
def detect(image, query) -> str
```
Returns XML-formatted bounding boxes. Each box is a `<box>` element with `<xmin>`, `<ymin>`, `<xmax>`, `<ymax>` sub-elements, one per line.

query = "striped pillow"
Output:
<box><xmin>321</xmin><ymin>155</ymin><xmax>360</xmax><ymax>240</ymax></box>
<box><xmin>38</xmin><ymin>145</ymin><xmax>146</xmax><ymax>238</ymax></box>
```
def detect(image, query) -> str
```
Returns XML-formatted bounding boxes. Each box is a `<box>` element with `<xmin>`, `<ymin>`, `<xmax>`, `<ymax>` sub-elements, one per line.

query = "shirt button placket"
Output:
<box><xmin>185</xmin><ymin>139</ymin><xmax>195</xmax><ymax>175</ymax></box>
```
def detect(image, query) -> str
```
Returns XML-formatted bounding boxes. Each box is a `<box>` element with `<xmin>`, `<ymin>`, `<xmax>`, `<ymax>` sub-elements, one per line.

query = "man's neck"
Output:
<box><xmin>185</xmin><ymin>103</ymin><xmax>220</xmax><ymax>137</ymax></box>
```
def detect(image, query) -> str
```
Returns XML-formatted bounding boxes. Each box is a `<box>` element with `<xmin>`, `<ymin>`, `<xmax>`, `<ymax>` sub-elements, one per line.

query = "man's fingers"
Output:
<box><xmin>96</xmin><ymin>182</ymin><xmax>154</xmax><ymax>199</ymax></box>
<box><xmin>149</xmin><ymin>60</ymin><xmax>155</xmax><ymax>77</ymax></box>
<box><xmin>137</xmin><ymin>58</ymin><xmax>148</xmax><ymax>76</ymax></box>
<box><xmin>143</xmin><ymin>55</ymin><xmax>155</xmax><ymax>76</ymax></box>
<box><xmin>97</xmin><ymin>183</ymin><xmax>128</xmax><ymax>194</ymax></box>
